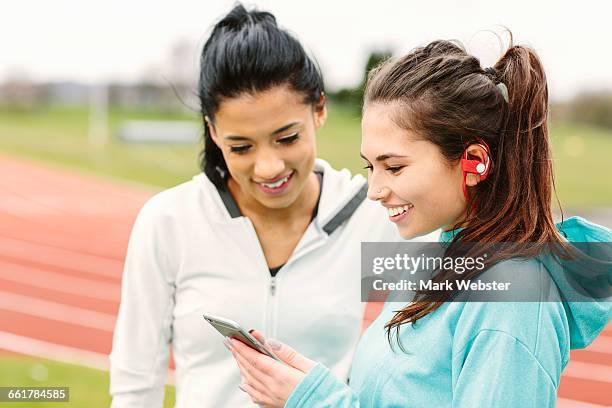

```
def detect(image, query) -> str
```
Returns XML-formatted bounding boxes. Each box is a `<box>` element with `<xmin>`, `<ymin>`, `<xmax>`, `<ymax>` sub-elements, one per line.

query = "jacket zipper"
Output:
<box><xmin>270</xmin><ymin>276</ymin><xmax>277</xmax><ymax>296</ymax></box>
<box><xmin>242</xmin><ymin>218</ymin><xmax>276</xmax><ymax>335</ymax></box>
<box><xmin>266</xmin><ymin>275</ymin><xmax>278</xmax><ymax>337</ymax></box>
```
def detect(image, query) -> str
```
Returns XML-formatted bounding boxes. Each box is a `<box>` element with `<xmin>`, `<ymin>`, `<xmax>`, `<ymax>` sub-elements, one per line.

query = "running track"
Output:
<box><xmin>0</xmin><ymin>154</ymin><xmax>610</xmax><ymax>407</ymax></box>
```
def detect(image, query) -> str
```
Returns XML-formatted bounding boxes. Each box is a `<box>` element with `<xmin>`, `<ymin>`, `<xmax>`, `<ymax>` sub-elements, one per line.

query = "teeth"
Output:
<box><xmin>387</xmin><ymin>204</ymin><xmax>413</xmax><ymax>217</ymax></box>
<box><xmin>262</xmin><ymin>175</ymin><xmax>289</xmax><ymax>188</ymax></box>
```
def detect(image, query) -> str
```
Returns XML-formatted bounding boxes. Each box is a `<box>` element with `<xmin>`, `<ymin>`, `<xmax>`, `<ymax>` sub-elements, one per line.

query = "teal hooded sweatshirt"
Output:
<box><xmin>286</xmin><ymin>217</ymin><xmax>611</xmax><ymax>408</ymax></box>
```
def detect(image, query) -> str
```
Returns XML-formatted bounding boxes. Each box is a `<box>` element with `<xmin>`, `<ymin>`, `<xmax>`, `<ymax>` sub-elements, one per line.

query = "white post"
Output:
<box><xmin>88</xmin><ymin>83</ymin><xmax>108</xmax><ymax>148</ymax></box>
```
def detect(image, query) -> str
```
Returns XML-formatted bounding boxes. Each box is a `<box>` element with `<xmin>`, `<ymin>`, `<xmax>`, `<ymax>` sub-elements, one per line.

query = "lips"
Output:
<box><xmin>260</xmin><ymin>174</ymin><xmax>291</xmax><ymax>188</ymax></box>
<box><xmin>385</xmin><ymin>203</ymin><xmax>414</xmax><ymax>223</ymax></box>
<box><xmin>255</xmin><ymin>171</ymin><xmax>294</xmax><ymax>195</ymax></box>
<box><xmin>386</xmin><ymin>204</ymin><xmax>413</xmax><ymax>217</ymax></box>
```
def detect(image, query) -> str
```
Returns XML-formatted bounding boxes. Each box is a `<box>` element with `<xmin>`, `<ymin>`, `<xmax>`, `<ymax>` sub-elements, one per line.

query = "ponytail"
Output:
<box><xmin>486</xmin><ymin>42</ymin><xmax>562</xmax><ymax>243</ymax></box>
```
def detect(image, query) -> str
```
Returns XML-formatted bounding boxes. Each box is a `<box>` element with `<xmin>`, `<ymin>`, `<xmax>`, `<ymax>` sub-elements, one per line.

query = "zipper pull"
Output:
<box><xmin>270</xmin><ymin>277</ymin><xmax>276</xmax><ymax>296</ymax></box>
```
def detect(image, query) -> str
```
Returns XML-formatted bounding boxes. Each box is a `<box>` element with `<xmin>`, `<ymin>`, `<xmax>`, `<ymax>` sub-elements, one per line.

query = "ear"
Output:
<box><xmin>464</xmin><ymin>143</ymin><xmax>489</xmax><ymax>187</ymax></box>
<box><xmin>205</xmin><ymin>115</ymin><xmax>220</xmax><ymax>146</ymax></box>
<box><xmin>313</xmin><ymin>92</ymin><xmax>327</xmax><ymax>130</ymax></box>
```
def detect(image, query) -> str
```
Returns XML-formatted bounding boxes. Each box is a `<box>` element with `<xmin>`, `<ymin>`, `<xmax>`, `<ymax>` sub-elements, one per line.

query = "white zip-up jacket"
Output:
<box><xmin>109</xmin><ymin>159</ymin><xmax>403</xmax><ymax>408</ymax></box>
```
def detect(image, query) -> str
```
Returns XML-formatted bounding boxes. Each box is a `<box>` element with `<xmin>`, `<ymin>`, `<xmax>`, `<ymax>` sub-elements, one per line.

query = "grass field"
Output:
<box><xmin>0</xmin><ymin>104</ymin><xmax>611</xmax><ymax>205</ymax></box>
<box><xmin>0</xmin><ymin>354</ymin><xmax>175</xmax><ymax>407</ymax></box>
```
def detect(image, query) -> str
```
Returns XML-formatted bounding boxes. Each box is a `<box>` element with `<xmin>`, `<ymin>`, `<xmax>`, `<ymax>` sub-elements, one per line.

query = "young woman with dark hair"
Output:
<box><xmin>109</xmin><ymin>4</ymin><xmax>405</xmax><ymax>407</ymax></box>
<box><xmin>227</xmin><ymin>37</ymin><xmax>611</xmax><ymax>407</ymax></box>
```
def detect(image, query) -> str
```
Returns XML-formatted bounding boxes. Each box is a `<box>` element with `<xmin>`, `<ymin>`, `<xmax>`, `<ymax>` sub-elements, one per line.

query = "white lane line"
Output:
<box><xmin>0</xmin><ymin>331</ymin><xmax>174</xmax><ymax>385</ymax></box>
<box><xmin>563</xmin><ymin>360</ymin><xmax>612</xmax><ymax>384</ymax></box>
<box><xmin>0</xmin><ymin>291</ymin><xmax>116</xmax><ymax>332</ymax></box>
<box><xmin>0</xmin><ymin>260</ymin><xmax>120</xmax><ymax>302</ymax></box>
<box><xmin>585</xmin><ymin>335</ymin><xmax>612</xmax><ymax>355</ymax></box>
<box><xmin>0</xmin><ymin>330</ymin><xmax>109</xmax><ymax>370</ymax></box>
<box><xmin>556</xmin><ymin>397</ymin><xmax>608</xmax><ymax>408</ymax></box>
<box><xmin>0</xmin><ymin>235</ymin><xmax>123</xmax><ymax>279</ymax></box>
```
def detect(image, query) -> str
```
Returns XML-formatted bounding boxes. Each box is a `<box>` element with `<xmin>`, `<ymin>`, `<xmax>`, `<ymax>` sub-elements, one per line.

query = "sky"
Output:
<box><xmin>2</xmin><ymin>0</ymin><xmax>611</xmax><ymax>101</ymax></box>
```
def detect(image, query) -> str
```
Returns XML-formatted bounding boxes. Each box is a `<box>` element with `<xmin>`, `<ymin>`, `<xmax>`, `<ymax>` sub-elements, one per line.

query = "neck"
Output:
<box><xmin>443</xmin><ymin>208</ymin><xmax>472</xmax><ymax>232</ymax></box>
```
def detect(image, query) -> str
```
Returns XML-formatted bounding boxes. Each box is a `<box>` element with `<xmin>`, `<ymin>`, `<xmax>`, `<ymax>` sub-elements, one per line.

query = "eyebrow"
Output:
<box><xmin>360</xmin><ymin>152</ymin><xmax>408</xmax><ymax>161</ymax></box>
<box><xmin>225</xmin><ymin>122</ymin><xmax>301</xmax><ymax>141</ymax></box>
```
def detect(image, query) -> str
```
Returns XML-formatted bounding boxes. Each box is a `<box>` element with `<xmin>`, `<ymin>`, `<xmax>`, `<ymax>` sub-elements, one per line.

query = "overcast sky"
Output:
<box><xmin>2</xmin><ymin>0</ymin><xmax>610</xmax><ymax>100</ymax></box>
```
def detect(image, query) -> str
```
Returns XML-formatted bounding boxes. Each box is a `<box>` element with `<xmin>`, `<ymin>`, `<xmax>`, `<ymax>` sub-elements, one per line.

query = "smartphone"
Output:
<box><xmin>202</xmin><ymin>313</ymin><xmax>282</xmax><ymax>363</ymax></box>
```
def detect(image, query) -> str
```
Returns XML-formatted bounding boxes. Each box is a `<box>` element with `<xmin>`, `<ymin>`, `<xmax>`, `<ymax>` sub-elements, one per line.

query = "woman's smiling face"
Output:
<box><xmin>208</xmin><ymin>84</ymin><xmax>326</xmax><ymax>210</ymax></box>
<box><xmin>361</xmin><ymin>102</ymin><xmax>467</xmax><ymax>239</ymax></box>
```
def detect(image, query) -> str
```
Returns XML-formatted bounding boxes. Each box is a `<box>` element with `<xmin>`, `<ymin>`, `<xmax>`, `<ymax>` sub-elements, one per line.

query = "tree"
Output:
<box><xmin>328</xmin><ymin>50</ymin><xmax>392</xmax><ymax>109</ymax></box>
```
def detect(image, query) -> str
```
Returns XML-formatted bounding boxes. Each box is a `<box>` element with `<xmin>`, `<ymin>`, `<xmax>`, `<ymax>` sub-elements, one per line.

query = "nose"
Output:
<box><xmin>253</xmin><ymin>149</ymin><xmax>285</xmax><ymax>181</ymax></box>
<box><xmin>367</xmin><ymin>172</ymin><xmax>389</xmax><ymax>201</ymax></box>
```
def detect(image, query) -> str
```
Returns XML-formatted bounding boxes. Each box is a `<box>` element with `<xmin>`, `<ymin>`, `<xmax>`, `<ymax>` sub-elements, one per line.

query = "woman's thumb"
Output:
<box><xmin>249</xmin><ymin>329</ymin><xmax>315</xmax><ymax>372</ymax></box>
<box><xmin>266</xmin><ymin>338</ymin><xmax>315</xmax><ymax>373</ymax></box>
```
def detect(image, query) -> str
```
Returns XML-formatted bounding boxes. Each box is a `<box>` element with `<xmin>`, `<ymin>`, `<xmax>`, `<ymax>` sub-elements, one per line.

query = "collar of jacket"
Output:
<box><xmin>200</xmin><ymin>158</ymin><xmax>368</xmax><ymax>237</ymax></box>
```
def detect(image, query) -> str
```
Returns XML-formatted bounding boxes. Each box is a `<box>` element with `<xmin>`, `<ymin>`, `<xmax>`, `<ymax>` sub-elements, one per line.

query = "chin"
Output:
<box><xmin>256</xmin><ymin>191</ymin><xmax>297</xmax><ymax>209</ymax></box>
<box><xmin>398</xmin><ymin>230</ymin><xmax>417</xmax><ymax>240</ymax></box>
<box><xmin>397</xmin><ymin>223</ymin><xmax>429</xmax><ymax>241</ymax></box>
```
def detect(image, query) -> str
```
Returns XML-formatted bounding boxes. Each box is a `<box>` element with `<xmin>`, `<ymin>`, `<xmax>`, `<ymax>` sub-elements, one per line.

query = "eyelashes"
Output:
<box><xmin>229</xmin><ymin>133</ymin><xmax>299</xmax><ymax>155</ymax></box>
<box><xmin>362</xmin><ymin>164</ymin><xmax>405</xmax><ymax>174</ymax></box>
<box><xmin>278</xmin><ymin>133</ymin><xmax>299</xmax><ymax>145</ymax></box>
<box><xmin>230</xmin><ymin>145</ymin><xmax>251</xmax><ymax>154</ymax></box>
<box><xmin>386</xmin><ymin>166</ymin><xmax>404</xmax><ymax>174</ymax></box>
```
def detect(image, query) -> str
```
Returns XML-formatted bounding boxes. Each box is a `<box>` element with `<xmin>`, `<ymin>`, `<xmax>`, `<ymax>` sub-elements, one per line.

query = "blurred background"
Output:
<box><xmin>1</xmin><ymin>0</ymin><xmax>610</xmax><ymax>407</ymax></box>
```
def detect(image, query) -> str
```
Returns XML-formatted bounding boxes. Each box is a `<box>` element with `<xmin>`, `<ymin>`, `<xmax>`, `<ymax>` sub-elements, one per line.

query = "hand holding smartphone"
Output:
<box><xmin>202</xmin><ymin>313</ymin><xmax>283</xmax><ymax>363</ymax></box>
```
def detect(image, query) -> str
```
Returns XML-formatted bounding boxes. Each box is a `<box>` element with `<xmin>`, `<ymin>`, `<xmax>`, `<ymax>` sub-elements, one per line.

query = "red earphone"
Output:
<box><xmin>461</xmin><ymin>140</ymin><xmax>492</xmax><ymax>202</ymax></box>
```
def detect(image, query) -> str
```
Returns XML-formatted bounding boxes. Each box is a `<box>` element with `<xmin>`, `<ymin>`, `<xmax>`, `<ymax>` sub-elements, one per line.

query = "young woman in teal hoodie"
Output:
<box><xmin>225</xmin><ymin>38</ymin><xmax>612</xmax><ymax>407</ymax></box>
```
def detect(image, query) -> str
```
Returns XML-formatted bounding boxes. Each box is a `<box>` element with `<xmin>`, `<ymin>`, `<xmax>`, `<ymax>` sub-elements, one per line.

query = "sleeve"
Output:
<box><xmin>285</xmin><ymin>363</ymin><xmax>360</xmax><ymax>408</ymax></box>
<box><xmin>452</xmin><ymin>330</ymin><xmax>558</xmax><ymax>408</ymax></box>
<box><xmin>109</xmin><ymin>200</ymin><xmax>176</xmax><ymax>408</ymax></box>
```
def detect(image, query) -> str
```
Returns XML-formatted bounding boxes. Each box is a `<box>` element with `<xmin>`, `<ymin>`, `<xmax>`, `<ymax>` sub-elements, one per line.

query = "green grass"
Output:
<box><xmin>0</xmin><ymin>355</ymin><xmax>174</xmax><ymax>408</ymax></box>
<box><xmin>548</xmin><ymin>121</ymin><xmax>612</xmax><ymax>206</ymax></box>
<box><xmin>0</xmin><ymin>104</ymin><xmax>610</xmax><ymax>205</ymax></box>
<box><xmin>316</xmin><ymin>103</ymin><xmax>363</xmax><ymax>171</ymax></box>
<box><xmin>0</xmin><ymin>105</ymin><xmax>201</xmax><ymax>188</ymax></box>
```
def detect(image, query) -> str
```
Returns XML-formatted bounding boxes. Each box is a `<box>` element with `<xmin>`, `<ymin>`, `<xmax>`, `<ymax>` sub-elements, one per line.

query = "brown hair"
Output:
<box><xmin>363</xmin><ymin>36</ymin><xmax>570</xmax><ymax>349</ymax></box>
